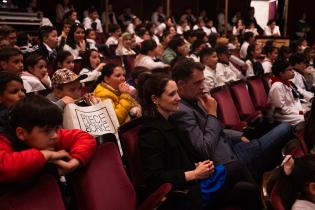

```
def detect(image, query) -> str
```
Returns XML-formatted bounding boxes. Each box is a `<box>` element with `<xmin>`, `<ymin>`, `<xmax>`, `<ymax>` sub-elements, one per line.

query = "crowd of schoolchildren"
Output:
<box><xmin>1</xmin><ymin>2</ymin><xmax>315</xmax><ymax>210</ymax></box>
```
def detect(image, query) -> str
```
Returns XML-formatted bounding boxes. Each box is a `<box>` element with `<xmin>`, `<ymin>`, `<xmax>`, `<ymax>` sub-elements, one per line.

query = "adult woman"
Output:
<box><xmin>64</xmin><ymin>23</ymin><xmax>92</xmax><ymax>59</ymax></box>
<box><xmin>264</xmin><ymin>19</ymin><xmax>281</xmax><ymax>37</ymax></box>
<box><xmin>93</xmin><ymin>64</ymin><xmax>140</xmax><ymax>125</ymax></box>
<box><xmin>138</xmin><ymin>73</ymin><xmax>261</xmax><ymax>210</ymax></box>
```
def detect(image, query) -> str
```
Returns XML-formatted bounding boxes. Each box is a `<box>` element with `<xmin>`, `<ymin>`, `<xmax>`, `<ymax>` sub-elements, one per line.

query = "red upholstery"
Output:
<box><xmin>247</xmin><ymin>76</ymin><xmax>270</xmax><ymax>111</ymax></box>
<box><xmin>262</xmin><ymin>73</ymin><xmax>272</xmax><ymax>93</ymax></box>
<box><xmin>0</xmin><ymin>173</ymin><xmax>66</xmax><ymax>210</ymax></box>
<box><xmin>230</xmin><ymin>80</ymin><xmax>262</xmax><ymax>123</ymax></box>
<box><xmin>73</xmin><ymin>59</ymin><xmax>82</xmax><ymax>75</ymax></box>
<box><xmin>297</xmin><ymin>130</ymin><xmax>308</xmax><ymax>154</ymax></box>
<box><xmin>270</xmin><ymin>184</ymin><xmax>285</xmax><ymax>210</ymax></box>
<box><xmin>103</xmin><ymin>56</ymin><xmax>124</xmax><ymax>66</ymax></box>
<box><xmin>119</xmin><ymin>117</ymin><xmax>145</xmax><ymax>190</ymax></box>
<box><xmin>70</xmin><ymin>142</ymin><xmax>172</xmax><ymax>210</ymax></box>
<box><xmin>211</xmin><ymin>85</ymin><xmax>247</xmax><ymax>130</ymax></box>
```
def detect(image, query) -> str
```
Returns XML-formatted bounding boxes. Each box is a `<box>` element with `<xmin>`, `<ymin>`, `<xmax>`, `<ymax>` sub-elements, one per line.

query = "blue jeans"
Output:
<box><xmin>232</xmin><ymin>122</ymin><xmax>293</xmax><ymax>179</ymax></box>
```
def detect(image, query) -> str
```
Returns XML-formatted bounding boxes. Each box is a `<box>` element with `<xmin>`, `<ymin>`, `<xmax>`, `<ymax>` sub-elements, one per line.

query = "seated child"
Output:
<box><xmin>0</xmin><ymin>71</ymin><xmax>25</xmax><ymax>117</ymax></box>
<box><xmin>79</xmin><ymin>49</ymin><xmax>106</xmax><ymax>83</ymax></box>
<box><xmin>0</xmin><ymin>47</ymin><xmax>24</xmax><ymax>75</ymax></box>
<box><xmin>21</xmin><ymin>54</ymin><xmax>52</xmax><ymax>93</ymax></box>
<box><xmin>0</xmin><ymin>95</ymin><xmax>96</xmax><ymax>183</ymax></box>
<box><xmin>47</xmin><ymin>68</ymin><xmax>88</xmax><ymax>110</ymax></box>
<box><xmin>269</xmin><ymin>59</ymin><xmax>306</xmax><ymax>126</ymax></box>
<box><xmin>55</xmin><ymin>50</ymin><xmax>75</xmax><ymax>71</ymax></box>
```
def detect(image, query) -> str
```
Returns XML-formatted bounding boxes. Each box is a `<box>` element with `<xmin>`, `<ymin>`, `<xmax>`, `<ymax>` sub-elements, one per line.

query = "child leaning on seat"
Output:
<box><xmin>0</xmin><ymin>95</ymin><xmax>96</xmax><ymax>183</ymax></box>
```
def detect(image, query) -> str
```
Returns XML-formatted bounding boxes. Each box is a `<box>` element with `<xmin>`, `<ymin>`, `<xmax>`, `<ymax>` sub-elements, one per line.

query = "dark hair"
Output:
<box><xmin>243</xmin><ymin>31</ymin><xmax>254</xmax><ymax>42</ymax></box>
<box><xmin>137</xmin><ymin>72</ymin><xmax>171</xmax><ymax>117</ymax></box>
<box><xmin>88</xmin><ymin>6</ymin><xmax>98</xmax><ymax>14</ymax></box>
<box><xmin>191</xmin><ymin>39</ymin><xmax>205</xmax><ymax>52</ymax></box>
<box><xmin>263</xmin><ymin>45</ymin><xmax>278</xmax><ymax>57</ymax></box>
<box><xmin>81</xmin><ymin>49</ymin><xmax>99</xmax><ymax>71</ymax></box>
<box><xmin>289</xmin><ymin>53</ymin><xmax>307</xmax><ymax>66</ymax></box>
<box><xmin>200</xmin><ymin>47</ymin><xmax>216</xmax><ymax>63</ymax></box>
<box><xmin>183</xmin><ymin>30</ymin><xmax>196</xmax><ymax>40</ymax></box>
<box><xmin>267</xmin><ymin>19</ymin><xmax>276</xmax><ymax>26</ymax></box>
<box><xmin>168</xmin><ymin>36</ymin><xmax>185</xmax><ymax>54</ymax></box>
<box><xmin>305</xmin><ymin>99</ymin><xmax>315</xmax><ymax>151</ymax></box>
<box><xmin>108</xmin><ymin>24</ymin><xmax>121</xmax><ymax>34</ymax></box>
<box><xmin>38</xmin><ymin>25</ymin><xmax>56</xmax><ymax>43</ymax></box>
<box><xmin>278</xmin><ymin>46</ymin><xmax>292</xmax><ymax>60</ymax></box>
<box><xmin>194</xmin><ymin>29</ymin><xmax>206</xmax><ymax>41</ymax></box>
<box><xmin>63</xmin><ymin>9</ymin><xmax>77</xmax><ymax>23</ymax></box>
<box><xmin>10</xmin><ymin>95</ymin><xmax>62</xmax><ymax>132</ymax></box>
<box><xmin>24</xmin><ymin>54</ymin><xmax>46</xmax><ymax>72</ymax></box>
<box><xmin>0</xmin><ymin>47</ymin><xmax>22</xmax><ymax>62</ymax></box>
<box><xmin>215</xmin><ymin>44</ymin><xmax>229</xmax><ymax>55</ymax></box>
<box><xmin>55</xmin><ymin>50</ymin><xmax>73</xmax><ymax>68</ymax></box>
<box><xmin>0</xmin><ymin>25</ymin><xmax>16</xmax><ymax>38</ymax></box>
<box><xmin>0</xmin><ymin>71</ymin><xmax>23</xmax><ymax>95</ymax></box>
<box><xmin>267</xmin><ymin>154</ymin><xmax>315</xmax><ymax>210</ymax></box>
<box><xmin>85</xmin><ymin>28</ymin><xmax>96</xmax><ymax>38</ymax></box>
<box><xmin>16</xmin><ymin>31</ymin><xmax>29</xmax><ymax>47</ymax></box>
<box><xmin>66</xmin><ymin>23</ymin><xmax>86</xmax><ymax>49</ymax></box>
<box><xmin>246</xmin><ymin>44</ymin><xmax>256</xmax><ymax>61</ymax></box>
<box><xmin>140</xmin><ymin>39</ymin><xmax>157</xmax><ymax>55</ymax></box>
<box><xmin>272</xmin><ymin>59</ymin><xmax>290</xmax><ymax>76</ymax></box>
<box><xmin>95</xmin><ymin>63</ymin><xmax>118</xmax><ymax>85</ymax></box>
<box><xmin>131</xmin><ymin>66</ymin><xmax>150</xmax><ymax>80</ymax></box>
<box><xmin>172</xmin><ymin>58</ymin><xmax>204</xmax><ymax>82</ymax></box>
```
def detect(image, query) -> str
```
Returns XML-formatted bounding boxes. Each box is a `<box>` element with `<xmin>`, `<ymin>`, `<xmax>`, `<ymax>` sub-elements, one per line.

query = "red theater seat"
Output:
<box><xmin>211</xmin><ymin>85</ymin><xmax>247</xmax><ymax>130</ymax></box>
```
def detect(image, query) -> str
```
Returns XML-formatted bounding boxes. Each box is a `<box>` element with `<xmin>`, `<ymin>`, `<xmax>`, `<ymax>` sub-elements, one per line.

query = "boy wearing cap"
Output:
<box><xmin>46</xmin><ymin>68</ymin><xmax>87</xmax><ymax>110</ymax></box>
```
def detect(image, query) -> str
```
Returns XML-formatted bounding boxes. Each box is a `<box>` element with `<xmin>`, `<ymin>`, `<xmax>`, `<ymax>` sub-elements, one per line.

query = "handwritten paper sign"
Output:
<box><xmin>63</xmin><ymin>99</ymin><xmax>122</xmax><ymax>154</ymax></box>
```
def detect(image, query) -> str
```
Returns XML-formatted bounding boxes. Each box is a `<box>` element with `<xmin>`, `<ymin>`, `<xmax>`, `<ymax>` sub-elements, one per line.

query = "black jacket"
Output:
<box><xmin>138</xmin><ymin>114</ymin><xmax>203</xmax><ymax>210</ymax></box>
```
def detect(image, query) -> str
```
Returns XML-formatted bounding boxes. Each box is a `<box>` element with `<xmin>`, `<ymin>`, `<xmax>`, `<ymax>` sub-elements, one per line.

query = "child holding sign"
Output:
<box><xmin>0</xmin><ymin>95</ymin><xmax>96</xmax><ymax>183</ymax></box>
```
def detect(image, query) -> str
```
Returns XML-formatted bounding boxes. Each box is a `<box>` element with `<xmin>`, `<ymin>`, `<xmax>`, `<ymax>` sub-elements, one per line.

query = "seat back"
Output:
<box><xmin>230</xmin><ymin>80</ymin><xmax>257</xmax><ymax>118</ymax></box>
<box><xmin>211</xmin><ymin>85</ymin><xmax>247</xmax><ymax>130</ymax></box>
<box><xmin>118</xmin><ymin>117</ymin><xmax>145</xmax><ymax>190</ymax></box>
<box><xmin>70</xmin><ymin>142</ymin><xmax>137</xmax><ymax>210</ymax></box>
<box><xmin>0</xmin><ymin>173</ymin><xmax>66</xmax><ymax>210</ymax></box>
<box><xmin>270</xmin><ymin>183</ymin><xmax>285</xmax><ymax>210</ymax></box>
<box><xmin>247</xmin><ymin>76</ymin><xmax>269</xmax><ymax>110</ymax></box>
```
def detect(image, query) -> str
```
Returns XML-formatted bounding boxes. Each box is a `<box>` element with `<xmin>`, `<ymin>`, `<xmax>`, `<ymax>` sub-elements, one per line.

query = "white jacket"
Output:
<box><xmin>269</xmin><ymin>81</ymin><xmax>304</xmax><ymax>125</ymax></box>
<box><xmin>21</xmin><ymin>71</ymin><xmax>51</xmax><ymax>93</ymax></box>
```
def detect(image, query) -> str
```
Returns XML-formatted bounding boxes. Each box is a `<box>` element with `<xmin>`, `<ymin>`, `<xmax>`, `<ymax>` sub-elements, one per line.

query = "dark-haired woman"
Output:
<box><xmin>134</xmin><ymin>39</ymin><xmax>169</xmax><ymax>70</ymax></box>
<box><xmin>138</xmin><ymin>73</ymin><xmax>261</xmax><ymax>210</ymax></box>
<box><xmin>63</xmin><ymin>23</ymin><xmax>93</xmax><ymax>59</ymax></box>
<box><xmin>93</xmin><ymin>64</ymin><xmax>141</xmax><ymax>125</ymax></box>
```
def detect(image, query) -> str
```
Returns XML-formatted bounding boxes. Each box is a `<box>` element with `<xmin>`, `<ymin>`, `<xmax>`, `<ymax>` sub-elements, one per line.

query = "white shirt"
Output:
<box><xmin>291</xmin><ymin>70</ymin><xmax>314</xmax><ymax>101</ymax></box>
<box><xmin>21</xmin><ymin>71</ymin><xmax>51</xmax><ymax>93</ymax></box>
<box><xmin>79</xmin><ymin>67</ymin><xmax>101</xmax><ymax>83</ymax></box>
<box><xmin>292</xmin><ymin>199</ymin><xmax>315</xmax><ymax>210</ymax></box>
<box><xmin>83</xmin><ymin>17</ymin><xmax>103</xmax><ymax>33</ymax></box>
<box><xmin>151</xmin><ymin>12</ymin><xmax>165</xmax><ymax>26</ymax></box>
<box><xmin>115</xmin><ymin>46</ymin><xmax>136</xmax><ymax>56</ymax></box>
<box><xmin>245</xmin><ymin>60</ymin><xmax>255</xmax><ymax>77</ymax></box>
<box><xmin>105</xmin><ymin>36</ymin><xmax>119</xmax><ymax>47</ymax></box>
<box><xmin>269</xmin><ymin>81</ymin><xmax>305</xmax><ymax>125</ymax></box>
<box><xmin>203</xmin><ymin>65</ymin><xmax>217</xmax><ymax>92</ymax></box>
<box><xmin>134</xmin><ymin>54</ymin><xmax>169</xmax><ymax>70</ymax></box>
<box><xmin>176</xmin><ymin>25</ymin><xmax>190</xmax><ymax>35</ymax></box>
<box><xmin>264</xmin><ymin>25</ymin><xmax>281</xmax><ymax>36</ymax></box>
<box><xmin>193</xmin><ymin>25</ymin><xmax>211</xmax><ymax>36</ymax></box>
<box><xmin>240</xmin><ymin>41</ymin><xmax>249</xmax><ymax>59</ymax></box>
<box><xmin>262</xmin><ymin>58</ymin><xmax>273</xmax><ymax>74</ymax></box>
<box><xmin>215</xmin><ymin>62</ymin><xmax>239</xmax><ymax>86</ymax></box>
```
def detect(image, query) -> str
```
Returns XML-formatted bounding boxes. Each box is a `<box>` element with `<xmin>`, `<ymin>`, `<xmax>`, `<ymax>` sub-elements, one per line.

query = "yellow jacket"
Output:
<box><xmin>94</xmin><ymin>82</ymin><xmax>135</xmax><ymax>125</ymax></box>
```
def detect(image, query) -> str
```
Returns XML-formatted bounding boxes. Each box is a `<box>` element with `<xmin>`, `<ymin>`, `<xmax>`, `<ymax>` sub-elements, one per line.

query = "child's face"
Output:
<box><xmin>1</xmin><ymin>54</ymin><xmax>24</xmax><ymax>75</ymax></box>
<box><xmin>60</xmin><ymin>55</ymin><xmax>74</xmax><ymax>70</ymax></box>
<box><xmin>87</xmin><ymin>31</ymin><xmax>96</xmax><ymax>41</ymax></box>
<box><xmin>74</xmin><ymin>27</ymin><xmax>85</xmax><ymax>43</ymax></box>
<box><xmin>280</xmin><ymin>67</ymin><xmax>295</xmax><ymax>80</ymax></box>
<box><xmin>29</xmin><ymin>59</ymin><xmax>47</xmax><ymax>79</ymax></box>
<box><xmin>44</xmin><ymin>30</ymin><xmax>58</xmax><ymax>49</ymax></box>
<box><xmin>57</xmin><ymin>80</ymin><xmax>82</xmax><ymax>100</ymax></box>
<box><xmin>122</xmin><ymin>36</ymin><xmax>132</xmax><ymax>49</ymax></box>
<box><xmin>89</xmin><ymin>51</ymin><xmax>100</xmax><ymax>69</ymax></box>
<box><xmin>0</xmin><ymin>80</ymin><xmax>25</xmax><ymax>108</ymax></box>
<box><xmin>63</xmin><ymin>24</ymin><xmax>71</xmax><ymax>35</ymax></box>
<box><xmin>203</xmin><ymin>52</ymin><xmax>218</xmax><ymax>69</ymax></box>
<box><xmin>269</xmin><ymin>49</ymin><xmax>278</xmax><ymax>61</ymax></box>
<box><xmin>18</xmin><ymin>126</ymin><xmax>59</xmax><ymax>151</ymax></box>
<box><xmin>7</xmin><ymin>32</ymin><xmax>17</xmax><ymax>46</ymax></box>
<box><xmin>254</xmin><ymin>46</ymin><xmax>262</xmax><ymax>58</ymax></box>
<box><xmin>113</xmin><ymin>28</ymin><xmax>122</xmax><ymax>38</ymax></box>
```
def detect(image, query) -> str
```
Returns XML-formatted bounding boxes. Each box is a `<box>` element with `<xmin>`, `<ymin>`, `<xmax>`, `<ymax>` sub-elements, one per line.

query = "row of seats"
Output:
<box><xmin>210</xmin><ymin>75</ymin><xmax>271</xmax><ymax>131</ymax></box>
<box><xmin>0</xmin><ymin>140</ymin><xmax>172</xmax><ymax>210</ymax></box>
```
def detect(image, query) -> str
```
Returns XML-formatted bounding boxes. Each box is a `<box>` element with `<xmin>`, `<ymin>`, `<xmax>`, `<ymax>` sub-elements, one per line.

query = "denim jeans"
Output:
<box><xmin>232</xmin><ymin>122</ymin><xmax>293</xmax><ymax>179</ymax></box>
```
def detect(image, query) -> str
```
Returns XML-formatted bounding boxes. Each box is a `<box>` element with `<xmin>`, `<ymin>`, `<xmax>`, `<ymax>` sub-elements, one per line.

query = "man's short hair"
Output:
<box><xmin>289</xmin><ymin>53</ymin><xmax>307</xmax><ymax>66</ymax></box>
<box><xmin>38</xmin><ymin>25</ymin><xmax>56</xmax><ymax>43</ymax></box>
<box><xmin>0</xmin><ymin>25</ymin><xmax>16</xmax><ymax>38</ymax></box>
<box><xmin>0</xmin><ymin>47</ymin><xmax>22</xmax><ymax>61</ymax></box>
<box><xmin>172</xmin><ymin>58</ymin><xmax>204</xmax><ymax>82</ymax></box>
<box><xmin>200</xmin><ymin>47</ymin><xmax>216</xmax><ymax>63</ymax></box>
